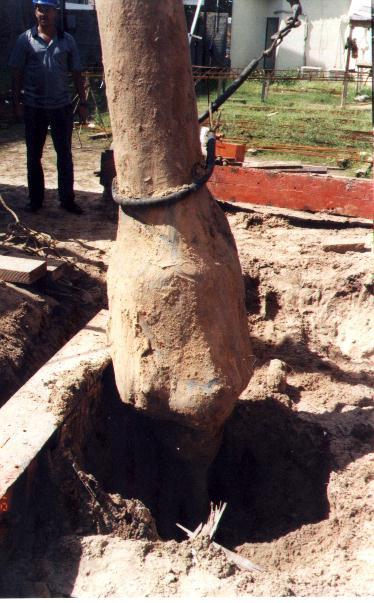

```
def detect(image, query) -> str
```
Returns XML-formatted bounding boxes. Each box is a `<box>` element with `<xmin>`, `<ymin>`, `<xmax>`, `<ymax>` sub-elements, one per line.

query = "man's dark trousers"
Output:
<box><xmin>24</xmin><ymin>105</ymin><xmax>74</xmax><ymax>208</ymax></box>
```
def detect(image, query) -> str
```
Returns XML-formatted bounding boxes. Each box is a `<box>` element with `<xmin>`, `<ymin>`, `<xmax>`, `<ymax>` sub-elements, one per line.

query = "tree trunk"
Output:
<box><xmin>96</xmin><ymin>0</ymin><xmax>253</xmax><ymax>465</ymax></box>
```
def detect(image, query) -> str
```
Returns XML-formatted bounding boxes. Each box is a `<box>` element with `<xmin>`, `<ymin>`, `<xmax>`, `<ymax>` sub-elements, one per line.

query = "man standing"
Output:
<box><xmin>9</xmin><ymin>0</ymin><xmax>87</xmax><ymax>214</ymax></box>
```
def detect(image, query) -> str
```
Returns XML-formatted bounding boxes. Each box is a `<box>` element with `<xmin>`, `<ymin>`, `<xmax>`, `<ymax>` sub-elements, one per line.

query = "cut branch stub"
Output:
<box><xmin>96</xmin><ymin>0</ymin><xmax>253</xmax><ymax>457</ymax></box>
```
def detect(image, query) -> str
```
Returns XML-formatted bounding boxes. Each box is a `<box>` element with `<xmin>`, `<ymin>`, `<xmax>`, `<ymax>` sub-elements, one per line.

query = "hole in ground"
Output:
<box><xmin>243</xmin><ymin>274</ymin><xmax>261</xmax><ymax>314</ymax></box>
<box><xmin>63</xmin><ymin>366</ymin><xmax>331</xmax><ymax>544</ymax></box>
<box><xmin>264</xmin><ymin>290</ymin><xmax>281</xmax><ymax>320</ymax></box>
<box><xmin>208</xmin><ymin>398</ymin><xmax>331</xmax><ymax>547</ymax></box>
<box><xmin>6</xmin><ymin>364</ymin><xmax>331</xmax><ymax>571</ymax></box>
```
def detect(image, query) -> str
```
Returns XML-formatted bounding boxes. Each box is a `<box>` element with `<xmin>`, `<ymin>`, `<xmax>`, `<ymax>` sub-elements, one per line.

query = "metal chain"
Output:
<box><xmin>198</xmin><ymin>1</ymin><xmax>303</xmax><ymax>124</ymax></box>
<box><xmin>265</xmin><ymin>6</ymin><xmax>302</xmax><ymax>57</ymax></box>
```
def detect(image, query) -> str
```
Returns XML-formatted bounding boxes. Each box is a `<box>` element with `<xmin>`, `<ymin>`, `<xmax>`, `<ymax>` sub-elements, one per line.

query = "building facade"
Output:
<box><xmin>231</xmin><ymin>0</ymin><xmax>372</xmax><ymax>71</ymax></box>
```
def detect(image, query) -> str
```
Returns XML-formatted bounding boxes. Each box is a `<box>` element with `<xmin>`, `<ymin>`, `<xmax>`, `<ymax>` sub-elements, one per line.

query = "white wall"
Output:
<box><xmin>231</xmin><ymin>0</ymin><xmax>371</xmax><ymax>71</ymax></box>
<box><xmin>300</xmin><ymin>0</ymin><xmax>351</xmax><ymax>70</ymax></box>
<box><xmin>300</xmin><ymin>0</ymin><xmax>371</xmax><ymax>69</ymax></box>
<box><xmin>231</xmin><ymin>0</ymin><xmax>269</xmax><ymax>68</ymax></box>
<box><xmin>271</xmin><ymin>0</ymin><xmax>306</xmax><ymax>69</ymax></box>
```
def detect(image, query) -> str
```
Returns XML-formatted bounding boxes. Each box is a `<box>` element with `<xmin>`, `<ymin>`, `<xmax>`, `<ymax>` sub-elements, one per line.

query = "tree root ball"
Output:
<box><xmin>97</xmin><ymin>0</ymin><xmax>253</xmax><ymax>463</ymax></box>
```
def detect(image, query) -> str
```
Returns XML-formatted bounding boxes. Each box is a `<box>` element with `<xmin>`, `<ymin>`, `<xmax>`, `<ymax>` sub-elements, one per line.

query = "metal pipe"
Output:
<box><xmin>189</xmin><ymin>0</ymin><xmax>204</xmax><ymax>45</ymax></box>
<box><xmin>202</xmin><ymin>0</ymin><xmax>208</xmax><ymax>66</ymax></box>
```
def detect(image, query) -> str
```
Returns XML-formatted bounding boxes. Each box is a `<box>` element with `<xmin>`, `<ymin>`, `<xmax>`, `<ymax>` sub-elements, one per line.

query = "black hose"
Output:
<box><xmin>112</xmin><ymin>132</ymin><xmax>216</xmax><ymax>209</ymax></box>
<box><xmin>198</xmin><ymin>55</ymin><xmax>263</xmax><ymax>124</ymax></box>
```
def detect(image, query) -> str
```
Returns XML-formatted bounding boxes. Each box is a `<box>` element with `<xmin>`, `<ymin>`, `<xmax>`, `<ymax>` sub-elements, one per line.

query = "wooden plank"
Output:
<box><xmin>88</xmin><ymin>131</ymin><xmax>112</xmax><ymax>140</ymax></box>
<box><xmin>240</xmin><ymin>142</ymin><xmax>362</xmax><ymax>161</ymax></box>
<box><xmin>244</xmin><ymin>161</ymin><xmax>328</xmax><ymax>173</ymax></box>
<box><xmin>2</xmin><ymin>282</ymin><xmax>46</xmax><ymax>304</ymax></box>
<box><xmin>218</xmin><ymin>199</ymin><xmax>372</xmax><ymax>228</ymax></box>
<box><xmin>1</xmin><ymin>251</ymin><xmax>66</xmax><ymax>282</ymax></box>
<box><xmin>208</xmin><ymin>166</ymin><xmax>374</xmax><ymax>220</ymax></box>
<box><xmin>322</xmin><ymin>239</ymin><xmax>371</xmax><ymax>253</ymax></box>
<box><xmin>0</xmin><ymin>255</ymin><xmax>47</xmax><ymax>284</ymax></box>
<box><xmin>244</xmin><ymin>161</ymin><xmax>302</xmax><ymax>169</ymax></box>
<box><xmin>276</xmin><ymin>166</ymin><xmax>328</xmax><ymax>174</ymax></box>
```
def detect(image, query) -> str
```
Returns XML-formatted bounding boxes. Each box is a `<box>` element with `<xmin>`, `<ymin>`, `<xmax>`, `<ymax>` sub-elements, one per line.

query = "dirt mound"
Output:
<box><xmin>40</xmin><ymin>535</ymin><xmax>249</xmax><ymax>598</ymax></box>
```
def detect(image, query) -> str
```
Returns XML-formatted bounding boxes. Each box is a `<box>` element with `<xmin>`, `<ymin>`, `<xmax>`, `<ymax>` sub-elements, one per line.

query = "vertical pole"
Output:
<box><xmin>372</xmin><ymin>21</ymin><xmax>374</xmax><ymax>125</ymax></box>
<box><xmin>60</xmin><ymin>0</ymin><xmax>66</xmax><ymax>33</ymax></box>
<box><xmin>355</xmin><ymin>65</ymin><xmax>361</xmax><ymax>94</ymax></box>
<box><xmin>202</xmin><ymin>0</ymin><xmax>208</xmax><ymax>66</ymax></box>
<box><xmin>261</xmin><ymin>73</ymin><xmax>266</xmax><ymax>102</ymax></box>
<box><xmin>217</xmin><ymin>77</ymin><xmax>223</xmax><ymax>96</ymax></box>
<box><xmin>261</xmin><ymin>71</ymin><xmax>271</xmax><ymax>102</ymax></box>
<box><xmin>189</xmin><ymin>0</ymin><xmax>204</xmax><ymax>46</ymax></box>
<box><xmin>341</xmin><ymin>24</ymin><xmax>353</xmax><ymax>108</ymax></box>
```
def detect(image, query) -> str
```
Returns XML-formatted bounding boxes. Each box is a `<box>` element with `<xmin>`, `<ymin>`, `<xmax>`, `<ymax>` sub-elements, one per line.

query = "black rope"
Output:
<box><xmin>112</xmin><ymin>132</ymin><xmax>216</xmax><ymax>209</ymax></box>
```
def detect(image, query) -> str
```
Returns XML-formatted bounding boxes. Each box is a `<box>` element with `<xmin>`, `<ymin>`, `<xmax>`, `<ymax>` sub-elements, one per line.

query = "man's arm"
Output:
<box><xmin>11</xmin><ymin>69</ymin><xmax>24</xmax><ymax>119</ymax></box>
<box><xmin>9</xmin><ymin>34</ymin><xmax>27</xmax><ymax>120</ymax></box>
<box><xmin>67</xmin><ymin>32</ymin><xmax>88</xmax><ymax>124</ymax></box>
<box><xmin>72</xmin><ymin>70</ymin><xmax>86</xmax><ymax>104</ymax></box>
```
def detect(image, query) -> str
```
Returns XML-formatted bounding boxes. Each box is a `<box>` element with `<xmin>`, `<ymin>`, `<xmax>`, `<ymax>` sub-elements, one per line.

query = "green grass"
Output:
<box><xmin>95</xmin><ymin>77</ymin><xmax>372</xmax><ymax>176</ymax></box>
<box><xmin>196</xmin><ymin>79</ymin><xmax>373</xmax><ymax>175</ymax></box>
<box><xmin>3</xmin><ymin>67</ymin><xmax>370</xmax><ymax>177</ymax></box>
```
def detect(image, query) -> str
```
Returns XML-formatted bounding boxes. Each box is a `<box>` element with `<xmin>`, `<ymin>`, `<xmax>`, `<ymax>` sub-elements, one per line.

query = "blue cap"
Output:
<box><xmin>33</xmin><ymin>0</ymin><xmax>59</xmax><ymax>7</ymax></box>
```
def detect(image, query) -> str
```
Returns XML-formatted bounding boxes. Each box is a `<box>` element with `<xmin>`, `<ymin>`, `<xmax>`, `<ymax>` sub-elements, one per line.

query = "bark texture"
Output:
<box><xmin>96</xmin><ymin>0</ymin><xmax>253</xmax><ymax>458</ymax></box>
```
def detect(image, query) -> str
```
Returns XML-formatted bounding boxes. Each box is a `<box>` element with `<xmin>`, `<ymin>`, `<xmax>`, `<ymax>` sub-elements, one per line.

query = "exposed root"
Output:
<box><xmin>0</xmin><ymin>194</ymin><xmax>79</xmax><ymax>269</ymax></box>
<box><xmin>177</xmin><ymin>502</ymin><xmax>263</xmax><ymax>573</ymax></box>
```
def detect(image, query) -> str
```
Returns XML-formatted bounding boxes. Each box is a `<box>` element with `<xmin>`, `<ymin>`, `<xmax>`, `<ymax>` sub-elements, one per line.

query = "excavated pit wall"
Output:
<box><xmin>0</xmin><ymin>322</ymin><xmax>332</xmax><ymax>591</ymax></box>
<box><xmin>0</xmin><ymin>198</ymin><xmax>373</xmax><ymax>596</ymax></box>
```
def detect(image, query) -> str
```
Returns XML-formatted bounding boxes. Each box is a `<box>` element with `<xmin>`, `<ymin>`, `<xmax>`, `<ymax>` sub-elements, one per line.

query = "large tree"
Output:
<box><xmin>96</xmin><ymin>0</ymin><xmax>252</xmax><ymax>532</ymax></box>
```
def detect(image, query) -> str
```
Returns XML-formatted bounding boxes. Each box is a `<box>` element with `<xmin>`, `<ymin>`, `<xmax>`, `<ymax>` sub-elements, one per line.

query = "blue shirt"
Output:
<box><xmin>9</xmin><ymin>27</ymin><xmax>82</xmax><ymax>109</ymax></box>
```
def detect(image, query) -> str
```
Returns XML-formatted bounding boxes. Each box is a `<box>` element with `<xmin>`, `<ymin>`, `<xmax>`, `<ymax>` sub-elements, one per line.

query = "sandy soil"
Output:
<box><xmin>0</xmin><ymin>127</ymin><xmax>373</xmax><ymax>597</ymax></box>
<box><xmin>0</xmin><ymin>126</ymin><xmax>115</xmax><ymax>406</ymax></box>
